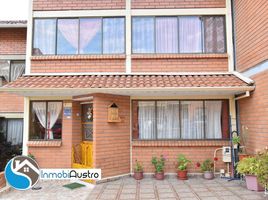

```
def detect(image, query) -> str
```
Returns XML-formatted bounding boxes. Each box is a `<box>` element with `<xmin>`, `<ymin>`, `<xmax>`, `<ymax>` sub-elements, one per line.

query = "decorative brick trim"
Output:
<box><xmin>0</xmin><ymin>172</ymin><xmax>6</xmax><ymax>189</ymax></box>
<box><xmin>27</xmin><ymin>140</ymin><xmax>62</xmax><ymax>147</ymax></box>
<box><xmin>131</xmin><ymin>54</ymin><xmax>228</xmax><ymax>60</ymax></box>
<box><xmin>31</xmin><ymin>54</ymin><xmax>126</xmax><ymax>61</ymax></box>
<box><xmin>132</xmin><ymin>140</ymin><xmax>230</xmax><ymax>147</ymax></box>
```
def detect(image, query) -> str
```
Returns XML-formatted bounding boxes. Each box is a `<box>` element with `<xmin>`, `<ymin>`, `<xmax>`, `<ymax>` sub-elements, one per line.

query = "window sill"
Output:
<box><xmin>27</xmin><ymin>140</ymin><xmax>62</xmax><ymax>147</ymax></box>
<box><xmin>131</xmin><ymin>53</ymin><xmax>228</xmax><ymax>59</ymax></box>
<box><xmin>132</xmin><ymin>140</ymin><xmax>229</xmax><ymax>147</ymax></box>
<box><xmin>31</xmin><ymin>54</ymin><xmax>126</xmax><ymax>61</ymax></box>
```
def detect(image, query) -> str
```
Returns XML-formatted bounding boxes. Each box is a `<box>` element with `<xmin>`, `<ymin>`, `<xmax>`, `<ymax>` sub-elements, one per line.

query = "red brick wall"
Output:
<box><xmin>238</xmin><ymin>70</ymin><xmax>268</xmax><ymax>154</ymax></box>
<box><xmin>132</xmin><ymin>0</ymin><xmax>225</xmax><ymax>9</ymax></box>
<box><xmin>0</xmin><ymin>28</ymin><xmax>26</xmax><ymax>55</ymax></box>
<box><xmin>33</xmin><ymin>0</ymin><xmax>125</xmax><ymax>11</ymax></box>
<box><xmin>30</xmin><ymin>56</ymin><xmax>126</xmax><ymax>73</ymax></box>
<box><xmin>93</xmin><ymin>93</ymin><xmax>130</xmax><ymax>178</ymax></box>
<box><xmin>132</xmin><ymin>55</ymin><xmax>228</xmax><ymax>72</ymax></box>
<box><xmin>234</xmin><ymin>0</ymin><xmax>268</xmax><ymax>72</ymax></box>
<box><xmin>0</xmin><ymin>93</ymin><xmax>24</xmax><ymax>113</ymax></box>
<box><xmin>28</xmin><ymin>100</ymin><xmax>77</xmax><ymax>168</ymax></box>
<box><xmin>132</xmin><ymin>141</ymin><xmax>229</xmax><ymax>173</ymax></box>
<box><xmin>0</xmin><ymin>172</ymin><xmax>6</xmax><ymax>189</ymax></box>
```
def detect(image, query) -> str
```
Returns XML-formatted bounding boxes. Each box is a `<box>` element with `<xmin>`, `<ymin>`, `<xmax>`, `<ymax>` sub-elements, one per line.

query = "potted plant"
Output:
<box><xmin>177</xmin><ymin>154</ymin><xmax>191</xmax><ymax>180</ymax></box>
<box><xmin>201</xmin><ymin>159</ymin><xmax>214</xmax><ymax>180</ymax></box>
<box><xmin>232</xmin><ymin>135</ymin><xmax>240</xmax><ymax>149</ymax></box>
<box><xmin>151</xmin><ymin>155</ymin><xmax>165</xmax><ymax>180</ymax></box>
<box><xmin>237</xmin><ymin>156</ymin><xmax>264</xmax><ymax>191</ymax></box>
<box><xmin>133</xmin><ymin>160</ymin><xmax>143</xmax><ymax>180</ymax></box>
<box><xmin>256</xmin><ymin>150</ymin><xmax>268</xmax><ymax>189</ymax></box>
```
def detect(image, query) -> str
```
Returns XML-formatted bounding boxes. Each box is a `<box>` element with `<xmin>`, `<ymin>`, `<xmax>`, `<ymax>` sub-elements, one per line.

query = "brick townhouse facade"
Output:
<box><xmin>1</xmin><ymin>0</ymin><xmax>266</xmax><ymax>181</ymax></box>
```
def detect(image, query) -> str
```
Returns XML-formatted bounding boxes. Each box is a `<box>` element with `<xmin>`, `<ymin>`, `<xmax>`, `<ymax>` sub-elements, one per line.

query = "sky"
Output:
<box><xmin>0</xmin><ymin>0</ymin><xmax>29</xmax><ymax>20</ymax></box>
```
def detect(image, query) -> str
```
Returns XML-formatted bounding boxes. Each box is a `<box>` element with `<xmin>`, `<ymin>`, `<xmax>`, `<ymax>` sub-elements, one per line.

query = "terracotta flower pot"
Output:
<box><xmin>133</xmin><ymin>171</ymin><xmax>143</xmax><ymax>180</ymax></box>
<box><xmin>245</xmin><ymin>175</ymin><xmax>264</xmax><ymax>191</ymax></box>
<box><xmin>203</xmin><ymin>171</ymin><xmax>214</xmax><ymax>180</ymax></box>
<box><xmin>177</xmin><ymin>170</ymin><xmax>188</xmax><ymax>180</ymax></box>
<box><xmin>238</xmin><ymin>154</ymin><xmax>249</xmax><ymax>161</ymax></box>
<box><xmin>155</xmin><ymin>172</ymin><xmax>165</xmax><ymax>180</ymax></box>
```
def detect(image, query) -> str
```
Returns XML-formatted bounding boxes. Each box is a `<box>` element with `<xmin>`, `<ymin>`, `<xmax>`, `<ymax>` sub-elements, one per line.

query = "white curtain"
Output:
<box><xmin>181</xmin><ymin>101</ymin><xmax>204</xmax><ymax>139</ymax></box>
<box><xmin>205</xmin><ymin>101</ymin><xmax>222</xmax><ymax>139</ymax></box>
<box><xmin>179</xmin><ymin>16</ymin><xmax>202</xmax><ymax>53</ymax></box>
<box><xmin>0</xmin><ymin>60</ymin><xmax>10</xmax><ymax>82</ymax></box>
<box><xmin>157</xmin><ymin>101</ymin><xmax>180</xmax><ymax>139</ymax></box>
<box><xmin>33</xmin><ymin>19</ymin><xmax>56</xmax><ymax>55</ymax></box>
<box><xmin>156</xmin><ymin>17</ymin><xmax>178</xmax><ymax>53</ymax></box>
<box><xmin>79</xmin><ymin>18</ymin><xmax>102</xmax><ymax>54</ymax></box>
<box><xmin>47</xmin><ymin>102</ymin><xmax>62</xmax><ymax>140</ymax></box>
<box><xmin>132</xmin><ymin>17</ymin><xmax>155</xmax><ymax>53</ymax></box>
<box><xmin>58</xmin><ymin>19</ymin><xmax>79</xmax><ymax>52</ymax></box>
<box><xmin>10</xmin><ymin>61</ymin><xmax>25</xmax><ymax>81</ymax></box>
<box><xmin>103</xmin><ymin>18</ymin><xmax>125</xmax><ymax>54</ymax></box>
<box><xmin>7</xmin><ymin>119</ymin><xmax>23</xmax><ymax>145</ymax></box>
<box><xmin>138</xmin><ymin>101</ymin><xmax>156</xmax><ymax>139</ymax></box>
<box><xmin>32</xmin><ymin>102</ymin><xmax>47</xmax><ymax>138</ymax></box>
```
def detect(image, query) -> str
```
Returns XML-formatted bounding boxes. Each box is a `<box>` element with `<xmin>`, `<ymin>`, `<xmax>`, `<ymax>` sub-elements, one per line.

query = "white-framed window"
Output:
<box><xmin>0</xmin><ymin>60</ymin><xmax>25</xmax><ymax>83</ymax></box>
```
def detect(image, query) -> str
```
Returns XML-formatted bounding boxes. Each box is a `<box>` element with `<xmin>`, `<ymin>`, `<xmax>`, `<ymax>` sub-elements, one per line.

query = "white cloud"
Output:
<box><xmin>0</xmin><ymin>0</ymin><xmax>29</xmax><ymax>20</ymax></box>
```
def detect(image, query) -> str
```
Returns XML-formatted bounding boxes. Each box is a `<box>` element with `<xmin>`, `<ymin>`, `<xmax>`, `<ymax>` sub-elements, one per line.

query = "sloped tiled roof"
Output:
<box><xmin>3</xmin><ymin>74</ymin><xmax>253</xmax><ymax>89</ymax></box>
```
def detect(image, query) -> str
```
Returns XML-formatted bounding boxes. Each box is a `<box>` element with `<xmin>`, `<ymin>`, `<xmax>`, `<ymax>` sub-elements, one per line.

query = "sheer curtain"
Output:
<box><xmin>181</xmin><ymin>101</ymin><xmax>204</xmax><ymax>139</ymax></box>
<box><xmin>138</xmin><ymin>101</ymin><xmax>156</xmax><ymax>139</ymax></box>
<box><xmin>57</xmin><ymin>19</ymin><xmax>79</xmax><ymax>54</ymax></box>
<box><xmin>10</xmin><ymin>61</ymin><xmax>25</xmax><ymax>81</ymax></box>
<box><xmin>32</xmin><ymin>102</ymin><xmax>47</xmax><ymax>139</ymax></box>
<box><xmin>157</xmin><ymin>101</ymin><xmax>180</xmax><ymax>139</ymax></box>
<box><xmin>79</xmin><ymin>18</ymin><xmax>102</xmax><ymax>54</ymax></box>
<box><xmin>204</xmin><ymin>17</ymin><xmax>225</xmax><ymax>53</ymax></box>
<box><xmin>7</xmin><ymin>119</ymin><xmax>23</xmax><ymax>145</ymax></box>
<box><xmin>205</xmin><ymin>101</ymin><xmax>222</xmax><ymax>139</ymax></box>
<box><xmin>132</xmin><ymin>17</ymin><xmax>155</xmax><ymax>53</ymax></box>
<box><xmin>156</xmin><ymin>17</ymin><xmax>178</xmax><ymax>53</ymax></box>
<box><xmin>47</xmin><ymin>102</ymin><xmax>62</xmax><ymax>140</ymax></box>
<box><xmin>33</xmin><ymin>19</ymin><xmax>56</xmax><ymax>55</ymax></box>
<box><xmin>103</xmin><ymin>18</ymin><xmax>125</xmax><ymax>54</ymax></box>
<box><xmin>179</xmin><ymin>16</ymin><xmax>202</xmax><ymax>53</ymax></box>
<box><xmin>0</xmin><ymin>60</ymin><xmax>10</xmax><ymax>82</ymax></box>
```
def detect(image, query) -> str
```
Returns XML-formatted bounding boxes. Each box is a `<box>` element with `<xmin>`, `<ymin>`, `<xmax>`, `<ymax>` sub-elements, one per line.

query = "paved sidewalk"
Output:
<box><xmin>0</xmin><ymin>176</ymin><xmax>267</xmax><ymax>200</ymax></box>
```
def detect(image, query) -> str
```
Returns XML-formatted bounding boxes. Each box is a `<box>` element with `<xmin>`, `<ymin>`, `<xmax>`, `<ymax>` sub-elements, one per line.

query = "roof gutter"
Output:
<box><xmin>235</xmin><ymin>91</ymin><xmax>250</xmax><ymax>100</ymax></box>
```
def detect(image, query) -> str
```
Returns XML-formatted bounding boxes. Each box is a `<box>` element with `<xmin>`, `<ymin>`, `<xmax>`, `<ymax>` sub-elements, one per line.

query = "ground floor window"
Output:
<box><xmin>132</xmin><ymin>100</ymin><xmax>229</xmax><ymax>140</ymax></box>
<box><xmin>30</xmin><ymin>101</ymin><xmax>63</xmax><ymax>140</ymax></box>
<box><xmin>0</xmin><ymin>118</ymin><xmax>23</xmax><ymax>145</ymax></box>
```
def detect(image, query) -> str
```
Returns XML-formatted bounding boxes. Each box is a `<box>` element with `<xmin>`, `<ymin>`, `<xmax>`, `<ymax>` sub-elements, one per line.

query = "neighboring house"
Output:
<box><xmin>234</xmin><ymin>0</ymin><xmax>268</xmax><ymax>154</ymax></box>
<box><xmin>0</xmin><ymin>20</ymin><xmax>27</xmax><ymax>146</ymax></box>
<box><xmin>0</xmin><ymin>0</ymin><xmax>261</xmax><ymax>180</ymax></box>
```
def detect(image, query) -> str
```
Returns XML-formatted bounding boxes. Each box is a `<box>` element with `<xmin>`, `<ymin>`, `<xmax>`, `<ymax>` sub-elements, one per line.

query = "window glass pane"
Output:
<box><xmin>7</xmin><ymin>119</ymin><xmax>23</xmax><ymax>145</ymax></box>
<box><xmin>30</xmin><ymin>102</ymin><xmax>46</xmax><ymax>140</ymax></box>
<box><xmin>204</xmin><ymin>16</ymin><xmax>225</xmax><ymax>53</ymax></box>
<box><xmin>132</xmin><ymin>17</ymin><xmax>155</xmax><ymax>53</ymax></box>
<box><xmin>57</xmin><ymin>19</ymin><xmax>79</xmax><ymax>55</ymax></box>
<box><xmin>47</xmin><ymin>102</ymin><xmax>62</xmax><ymax>140</ymax></box>
<box><xmin>0</xmin><ymin>60</ymin><xmax>10</xmax><ymax>82</ymax></box>
<box><xmin>156</xmin><ymin>17</ymin><xmax>178</xmax><ymax>53</ymax></box>
<box><xmin>157</xmin><ymin>101</ymin><xmax>180</xmax><ymax>139</ymax></box>
<box><xmin>79</xmin><ymin>18</ymin><xmax>102</xmax><ymax>54</ymax></box>
<box><xmin>0</xmin><ymin>118</ymin><xmax>7</xmax><ymax>139</ymax></box>
<box><xmin>205</xmin><ymin>101</ymin><xmax>222</xmax><ymax>139</ymax></box>
<box><xmin>179</xmin><ymin>16</ymin><xmax>202</xmax><ymax>53</ymax></box>
<box><xmin>181</xmin><ymin>101</ymin><xmax>204</xmax><ymax>139</ymax></box>
<box><xmin>103</xmin><ymin>17</ymin><xmax>125</xmax><ymax>54</ymax></box>
<box><xmin>138</xmin><ymin>101</ymin><xmax>156</xmax><ymax>139</ymax></box>
<box><xmin>10</xmin><ymin>61</ymin><xmax>25</xmax><ymax>82</ymax></box>
<box><xmin>33</xmin><ymin>19</ymin><xmax>56</xmax><ymax>55</ymax></box>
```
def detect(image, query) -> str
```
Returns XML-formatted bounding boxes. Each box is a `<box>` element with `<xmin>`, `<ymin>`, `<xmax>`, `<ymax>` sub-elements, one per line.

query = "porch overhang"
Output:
<box><xmin>0</xmin><ymin>73</ymin><xmax>255</xmax><ymax>97</ymax></box>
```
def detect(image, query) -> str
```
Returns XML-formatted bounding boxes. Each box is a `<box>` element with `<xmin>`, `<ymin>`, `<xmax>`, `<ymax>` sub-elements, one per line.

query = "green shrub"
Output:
<box><xmin>151</xmin><ymin>155</ymin><xmax>165</xmax><ymax>173</ymax></box>
<box><xmin>177</xmin><ymin>154</ymin><xmax>191</xmax><ymax>171</ymax></box>
<box><xmin>256</xmin><ymin>151</ymin><xmax>268</xmax><ymax>188</ymax></box>
<box><xmin>134</xmin><ymin>160</ymin><xmax>143</xmax><ymax>172</ymax></box>
<box><xmin>236</xmin><ymin>157</ymin><xmax>259</xmax><ymax>176</ymax></box>
<box><xmin>201</xmin><ymin>159</ymin><xmax>214</xmax><ymax>172</ymax></box>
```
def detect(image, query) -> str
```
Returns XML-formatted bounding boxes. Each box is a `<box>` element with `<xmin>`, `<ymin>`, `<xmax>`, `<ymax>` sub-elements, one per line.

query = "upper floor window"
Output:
<box><xmin>33</xmin><ymin>17</ymin><xmax>125</xmax><ymax>55</ymax></box>
<box><xmin>132</xmin><ymin>16</ymin><xmax>226</xmax><ymax>54</ymax></box>
<box><xmin>0</xmin><ymin>60</ymin><xmax>25</xmax><ymax>84</ymax></box>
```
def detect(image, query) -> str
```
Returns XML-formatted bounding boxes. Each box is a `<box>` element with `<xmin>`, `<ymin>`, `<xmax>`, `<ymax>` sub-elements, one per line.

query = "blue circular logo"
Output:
<box><xmin>5</xmin><ymin>156</ymin><xmax>40</xmax><ymax>190</ymax></box>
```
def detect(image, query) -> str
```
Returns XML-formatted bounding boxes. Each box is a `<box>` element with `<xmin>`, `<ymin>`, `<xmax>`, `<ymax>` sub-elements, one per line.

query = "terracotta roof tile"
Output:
<box><xmin>3</xmin><ymin>74</ymin><xmax>253</xmax><ymax>89</ymax></box>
